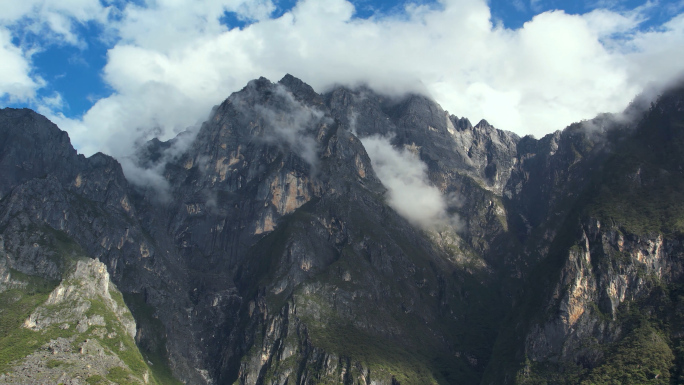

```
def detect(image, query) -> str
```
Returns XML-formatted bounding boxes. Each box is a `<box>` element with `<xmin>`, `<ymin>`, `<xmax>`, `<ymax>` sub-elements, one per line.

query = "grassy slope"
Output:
<box><xmin>0</xmin><ymin>272</ymin><xmax>59</xmax><ymax>372</ymax></box>
<box><xmin>0</xmin><ymin>226</ymin><xmax>181</xmax><ymax>384</ymax></box>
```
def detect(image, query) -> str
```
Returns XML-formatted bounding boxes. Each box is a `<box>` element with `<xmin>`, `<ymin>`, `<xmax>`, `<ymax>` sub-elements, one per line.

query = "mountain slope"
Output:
<box><xmin>484</xmin><ymin>83</ymin><xmax>684</xmax><ymax>384</ymax></box>
<box><xmin>127</xmin><ymin>75</ymin><xmax>507</xmax><ymax>384</ymax></box>
<box><xmin>0</xmin><ymin>108</ymin><xmax>182</xmax><ymax>384</ymax></box>
<box><xmin>1</xmin><ymin>77</ymin><xmax>684</xmax><ymax>385</ymax></box>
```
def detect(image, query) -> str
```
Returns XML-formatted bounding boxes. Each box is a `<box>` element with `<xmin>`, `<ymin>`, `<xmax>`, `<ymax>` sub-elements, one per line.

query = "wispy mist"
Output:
<box><xmin>120</xmin><ymin>127</ymin><xmax>199</xmax><ymax>201</ymax></box>
<box><xmin>252</xmin><ymin>84</ymin><xmax>329</xmax><ymax>170</ymax></box>
<box><xmin>360</xmin><ymin>135</ymin><xmax>460</xmax><ymax>230</ymax></box>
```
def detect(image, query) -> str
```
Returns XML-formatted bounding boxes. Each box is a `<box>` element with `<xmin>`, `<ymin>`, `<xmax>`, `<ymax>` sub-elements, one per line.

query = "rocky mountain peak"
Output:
<box><xmin>3</xmin><ymin>77</ymin><xmax>684</xmax><ymax>385</ymax></box>
<box><xmin>0</xmin><ymin>108</ymin><xmax>80</xmax><ymax>198</ymax></box>
<box><xmin>278</xmin><ymin>73</ymin><xmax>322</xmax><ymax>103</ymax></box>
<box><xmin>474</xmin><ymin>119</ymin><xmax>492</xmax><ymax>129</ymax></box>
<box><xmin>450</xmin><ymin>115</ymin><xmax>474</xmax><ymax>131</ymax></box>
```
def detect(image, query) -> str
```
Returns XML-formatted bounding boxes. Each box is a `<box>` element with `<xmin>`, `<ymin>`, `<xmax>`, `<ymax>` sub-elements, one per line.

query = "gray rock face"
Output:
<box><xmin>0</xmin><ymin>109</ymin><xmax>79</xmax><ymax>200</ymax></box>
<box><xmin>483</xmin><ymin>83</ymin><xmax>684</xmax><ymax>384</ymax></box>
<box><xmin>325</xmin><ymin>85</ymin><xmax>520</xmax><ymax>269</ymax></box>
<box><xmin>1</xmin><ymin>78</ymin><xmax>684</xmax><ymax>385</ymax></box>
<box><xmin>132</xmin><ymin>75</ymin><xmax>497</xmax><ymax>384</ymax></box>
<box><xmin>525</xmin><ymin>218</ymin><xmax>684</xmax><ymax>363</ymax></box>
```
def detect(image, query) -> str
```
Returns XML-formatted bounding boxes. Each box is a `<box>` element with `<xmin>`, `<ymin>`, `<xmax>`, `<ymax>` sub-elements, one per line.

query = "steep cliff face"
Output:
<box><xmin>2</xmin><ymin>78</ymin><xmax>684</xmax><ymax>385</ymax></box>
<box><xmin>508</xmin><ymin>218</ymin><xmax>684</xmax><ymax>384</ymax></box>
<box><xmin>487</xmin><ymin>83</ymin><xmax>684</xmax><ymax>384</ymax></box>
<box><xmin>525</xmin><ymin>219</ymin><xmax>683</xmax><ymax>356</ymax></box>
<box><xmin>325</xmin><ymin>86</ymin><xmax>519</xmax><ymax>267</ymax></box>
<box><xmin>127</xmin><ymin>75</ymin><xmax>506</xmax><ymax>384</ymax></box>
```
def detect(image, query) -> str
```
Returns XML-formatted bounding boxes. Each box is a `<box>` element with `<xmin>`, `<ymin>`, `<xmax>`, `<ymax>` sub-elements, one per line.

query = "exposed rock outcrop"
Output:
<box><xmin>0</xmin><ymin>259</ymin><xmax>151</xmax><ymax>385</ymax></box>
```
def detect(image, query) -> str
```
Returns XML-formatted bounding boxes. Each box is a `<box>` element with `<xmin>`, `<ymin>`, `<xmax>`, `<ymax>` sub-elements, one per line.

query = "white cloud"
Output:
<box><xmin>0</xmin><ymin>0</ymin><xmax>110</xmax><ymax>46</ymax></box>
<box><xmin>0</xmin><ymin>0</ymin><xmax>110</xmax><ymax>103</ymax></box>
<box><xmin>1</xmin><ymin>0</ymin><xmax>683</xmax><ymax>158</ymax></box>
<box><xmin>360</xmin><ymin>135</ymin><xmax>457</xmax><ymax>229</ymax></box>
<box><xmin>53</xmin><ymin>81</ymin><xmax>211</xmax><ymax>156</ymax></box>
<box><xmin>623</xmin><ymin>13</ymin><xmax>684</xmax><ymax>90</ymax></box>
<box><xmin>39</xmin><ymin>91</ymin><xmax>65</xmax><ymax>110</ymax></box>
<box><xmin>111</xmin><ymin>0</ymin><xmax>275</xmax><ymax>51</ymax></box>
<box><xmin>118</xmin><ymin>156</ymin><xmax>173</xmax><ymax>201</ymax></box>
<box><xmin>117</xmin><ymin>128</ymin><xmax>199</xmax><ymax>201</ymax></box>
<box><xmin>0</xmin><ymin>28</ymin><xmax>44</xmax><ymax>101</ymax></box>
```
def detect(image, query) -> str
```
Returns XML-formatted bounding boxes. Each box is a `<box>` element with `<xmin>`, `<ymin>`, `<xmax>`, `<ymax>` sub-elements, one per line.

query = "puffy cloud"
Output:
<box><xmin>111</xmin><ymin>0</ymin><xmax>275</xmax><ymax>51</ymax></box>
<box><xmin>2</xmin><ymin>0</ymin><xmax>684</xmax><ymax>158</ymax></box>
<box><xmin>49</xmin><ymin>80</ymin><xmax>214</xmax><ymax>157</ymax></box>
<box><xmin>623</xmin><ymin>13</ymin><xmax>684</xmax><ymax>90</ymax></box>
<box><xmin>360</xmin><ymin>135</ymin><xmax>458</xmax><ymax>229</ymax></box>
<box><xmin>0</xmin><ymin>0</ymin><xmax>109</xmax><ymax>105</ymax></box>
<box><xmin>0</xmin><ymin>28</ymin><xmax>44</xmax><ymax>101</ymax></box>
<box><xmin>0</xmin><ymin>0</ymin><xmax>110</xmax><ymax>46</ymax></box>
<box><xmin>118</xmin><ymin>156</ymin><xmax>173</xmax><ymax>201</ymax></box>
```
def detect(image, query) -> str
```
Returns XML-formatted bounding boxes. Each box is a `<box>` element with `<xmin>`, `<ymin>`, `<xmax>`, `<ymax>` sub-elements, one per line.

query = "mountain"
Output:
<box><xmin>0</xmin><ymin>75</ymin><xmax>683</xmax><ymax>385</ymax></box>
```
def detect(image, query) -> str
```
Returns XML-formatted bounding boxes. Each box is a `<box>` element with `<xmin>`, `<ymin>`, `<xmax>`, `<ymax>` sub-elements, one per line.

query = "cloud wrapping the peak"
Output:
<box><xmin>252</xmin><ymin>84</ymin><xmax>328</xmax><ymax>168</ymax></box>
<box><xmin>0</xmin><ymin>0</ymin><xmax>683</xmax><ymax>158</ymax></box>
<box><xmin>118</xmin><ymin>127</ymin><xmax>200</xmax><ymax>201</ymax></box>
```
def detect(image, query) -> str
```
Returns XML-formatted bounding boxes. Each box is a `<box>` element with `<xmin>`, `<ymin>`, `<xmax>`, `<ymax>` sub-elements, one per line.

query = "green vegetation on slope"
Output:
<box><xmin>588</xmin><ymin>91</ymin><xmax>684</xmax><ymax>236</ymax></box>
<box><xmin>123</xmin><ymin>293</ymin><xmax>184</xmax><ymax>385</ymax></box>
<box><xmin>0</xmin><ymin>223</ymin><xmax>182</xmax><ymax>385</ymax></box>
<box><xmin>0</xmin><ymin>273</ymin><xmax>58</xmax><ymax>372</ymax></box>
<box><xmin>582</xmin><ymin>323</ymin><xmax>673</xmax><ymax>385</ymax></box>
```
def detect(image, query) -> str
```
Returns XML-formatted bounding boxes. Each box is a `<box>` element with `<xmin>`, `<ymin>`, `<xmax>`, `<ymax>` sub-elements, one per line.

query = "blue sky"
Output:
<box><xmin>0</xmin><ymin>0</ymin><xmax>683</xmax><ymax>157</ymax></box>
